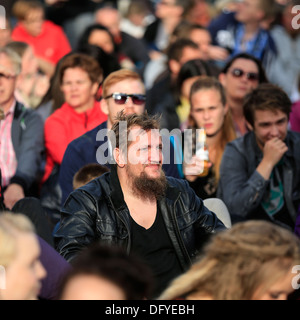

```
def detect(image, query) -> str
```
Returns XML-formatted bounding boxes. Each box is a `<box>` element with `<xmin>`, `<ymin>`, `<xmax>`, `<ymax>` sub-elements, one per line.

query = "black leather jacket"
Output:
<box><xmin>55</xmin><ymin>167</ymin><xmax>226</xmax><ymax>266</ymax></box>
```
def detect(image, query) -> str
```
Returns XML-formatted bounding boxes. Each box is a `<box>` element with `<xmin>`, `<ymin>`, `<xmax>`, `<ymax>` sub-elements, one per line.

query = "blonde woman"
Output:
<box><xmin>159</xmin><ymin>220</ymin><xmax>300</xmax><ymax>300</ymax></box>
<box><xmin>0</xmin><ymin>212</ymin><xmax>46</xmax><ymax>300</ymax></box>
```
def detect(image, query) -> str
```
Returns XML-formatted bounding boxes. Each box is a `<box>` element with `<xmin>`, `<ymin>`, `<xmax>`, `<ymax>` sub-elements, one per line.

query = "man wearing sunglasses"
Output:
<box><xmin>59</xmin><ymin>69</ymin><xmax>181</xmax><ymax>206</ymax></box>
<box><xmin>218</xmin><ymin>83</ymin><xmax>300</xmax><ymax>233</ymax></box>
<box><xmin>219</xmin><ymin>53</ymin><xmax>268</xmax><ymax>137</ymax></box>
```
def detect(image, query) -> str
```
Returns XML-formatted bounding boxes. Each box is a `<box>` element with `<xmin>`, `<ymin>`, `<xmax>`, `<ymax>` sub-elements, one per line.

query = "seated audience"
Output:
<box><xmin>11</xmin><ymin>0</ymin><xmax>71</xmax><ymax>77</ymax></box>
<box><xmin>59</xmin><ymin>69</ymin><xmax>180</xmax><ymax>206</ymax></box>
<box><xmin>40</xmin><ymin>53</ymin><xmax>107</xmax><ymax>225</ymax></box>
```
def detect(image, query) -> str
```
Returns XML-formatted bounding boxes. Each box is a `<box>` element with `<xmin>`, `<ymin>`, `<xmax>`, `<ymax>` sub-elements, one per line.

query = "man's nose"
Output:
<box><xmin>124</xmin><ymin>98</ymin><xmax>135</xmax><ymax>114</ymax></box>
<box><xmin>270</xmin><ymin>125</ymin><xmax>280</xmax><ymax>137</ymax></box>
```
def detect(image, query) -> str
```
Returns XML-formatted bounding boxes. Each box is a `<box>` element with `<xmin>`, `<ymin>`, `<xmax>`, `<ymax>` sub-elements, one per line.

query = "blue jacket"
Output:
<box><xmin>55</xmin><ymin>166</ymin><xmax>226</xmax><ymax>263</ymax></box>
<box><xmin>208</xmin><ymin>11</ymin><xmax>277</xmax><ymax>72</ymax></box>
<box><xmin>59</xmin><ymin>121</ymin><xmax>181</xmax><ymax>205</ymax></box>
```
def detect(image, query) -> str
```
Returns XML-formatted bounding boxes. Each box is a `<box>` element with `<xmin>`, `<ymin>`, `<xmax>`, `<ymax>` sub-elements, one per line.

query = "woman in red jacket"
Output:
<box><xmin>41</xmin><ymin>53</ymin><xmax>107</xmax><ymax>224</ymax></box>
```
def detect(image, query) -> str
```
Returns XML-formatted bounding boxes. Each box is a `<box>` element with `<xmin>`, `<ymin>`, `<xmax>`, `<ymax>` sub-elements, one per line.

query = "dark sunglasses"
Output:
<box><xmin>104</xmin><ymin>93</ymin><xmax>146</xmax><ymax>105</ymax></box>
<box><xmin>230</xmin><ymin>68</ymin><xmax>259</xmax><ymax>81</ymax></box>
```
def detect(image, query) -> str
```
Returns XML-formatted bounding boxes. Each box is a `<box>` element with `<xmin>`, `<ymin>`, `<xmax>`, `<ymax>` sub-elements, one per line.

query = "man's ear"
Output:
<box><xmin>113</xmin><ymin>148</ymin><xmax>126</xmax><ymax>168</ymax></box>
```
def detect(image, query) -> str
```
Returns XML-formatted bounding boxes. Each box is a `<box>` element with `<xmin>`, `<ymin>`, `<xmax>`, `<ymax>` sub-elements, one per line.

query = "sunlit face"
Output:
<box><xmin>1</xmin><ymin>233</ymin><xmax>46</xmax><ymax>300</ymax></box>
<box><xmin>124</xmin><ymin>127</ymin><xmax>163</xmax><ymax>180</ymax></box>
<box><xmin>252</xmin><ymin>109</ymin><xmax>288</xmax><ymax>150</ymax></box>
<box><xmin>60</xmin><ymin>274</ymin><xmax>126</xmax><ymax>300</ymax></box>
<box><xmin>88</xmin><ymin>29</ymin><xmax>114</xmax><ymax>54</ymax></box>
<box><xmin>101</xmin><ymin>79</ymin><xmax>145</xmax><ymax>128</ymax></box>
<box><xmin>252</xmin><ymin>269</ymin><xmax>295</xmax><ymax>300</ymax></box>
<box><xmin>190</xmin><ymin>88</ymin><xmax>227</xmax><ymax>137</ymax></box>
<box><xmin>61</xmin><ymin>67</ymin><xmax>98</xmax><ymax>112</ymax></box>
<box><xmin>22</xmin><ymin>8</ymin><xmax>44</xmax><ymax>37</ymax></box>
<box><xmin>21</xmin><ymin>46</ymin><xmax>39</xmax><ymax>75</ymax></box>
<box><xmin>189</xmin><ymin>29</ymin><xmax>211</xmax><ymax>61</ymax></box>
<box><xmin>0</xmin><ymin>53</ymin><xmax>18</xmax><ymax>111</ymax></box>
<box><xmin>220</xmin><ymin>58</ymin><xmax>259</xmax><ymax>101</ymax></box>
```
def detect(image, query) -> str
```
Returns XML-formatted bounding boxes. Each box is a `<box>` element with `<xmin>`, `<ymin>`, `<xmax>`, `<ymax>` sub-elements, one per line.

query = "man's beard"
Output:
<box><xmin>127</xmin><ymin>166</ymin><xmax>167</xmax><ymax>201</ymax></box>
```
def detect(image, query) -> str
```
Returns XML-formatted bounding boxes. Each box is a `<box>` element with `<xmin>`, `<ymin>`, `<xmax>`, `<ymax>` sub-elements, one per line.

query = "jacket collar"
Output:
<box><xmin>13</xmin><ymin>101</ymin><xmax>24</xmax><ymax>119</ymax></box>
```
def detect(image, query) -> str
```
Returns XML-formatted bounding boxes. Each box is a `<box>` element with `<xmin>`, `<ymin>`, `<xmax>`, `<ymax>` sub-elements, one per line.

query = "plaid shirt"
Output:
<box><xmin>0</xmin><ymin>101</ymin><xmax>17</xmax><ymax>187</ymax></box>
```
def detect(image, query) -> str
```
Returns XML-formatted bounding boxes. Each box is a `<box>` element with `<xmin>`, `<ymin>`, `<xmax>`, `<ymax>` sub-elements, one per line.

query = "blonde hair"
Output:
<box><xmin>102</xmin><ymin>69</ymin><xmax>144</xmax><ymax>98</ymax></box>
<box><xmin>0</xmin><ymin>212</ymin><xmax>35</xmax><ymax>268</ymax></box>
<box><xmin>159</xmin><ymin>220</ymin><xmax>300</xmax><ymax>300</ymax></box>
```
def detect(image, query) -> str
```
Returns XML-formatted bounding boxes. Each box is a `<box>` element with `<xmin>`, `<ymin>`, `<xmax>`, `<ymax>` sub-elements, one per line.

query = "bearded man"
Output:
<box><xmin>55</xmin><ymin>111</ymin><xmax>226</xmax><ymax>298</ymax></box>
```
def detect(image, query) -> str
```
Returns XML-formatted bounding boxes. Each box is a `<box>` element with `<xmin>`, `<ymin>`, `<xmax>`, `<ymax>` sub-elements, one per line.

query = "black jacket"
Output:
<box><xmin>55</xmin><ymin>166</ymin><xmax>226</xmax><ymax>265</ymax></box>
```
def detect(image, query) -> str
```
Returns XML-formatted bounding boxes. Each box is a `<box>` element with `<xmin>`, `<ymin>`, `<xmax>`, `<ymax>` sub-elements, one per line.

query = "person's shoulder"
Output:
<box><xmin>14</xmin><ymin>101</ymin><xmax>42</xmax><ymax>121</ymax></box>
<box><xmin>68</xmin><ymin>121</ymin><xmax>107</xmax><ymax>149</ymax></box>
<box><xmin>166</xmin><ymin>176</ymin><xmax>189</xmax><ymax>191</ymax></box>
<box><xmin>71</xmin><ymin>172</ymin><xmax>110</xmax><ymax>200</ymax></box>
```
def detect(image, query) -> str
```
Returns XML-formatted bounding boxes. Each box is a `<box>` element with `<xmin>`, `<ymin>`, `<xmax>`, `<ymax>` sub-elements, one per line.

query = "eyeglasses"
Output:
<box><xmin>0</xmin><ymin>73</ymin><xmax>16</xmax><ymax>80</ymax></box>
<box><xmin>230</xmin><ymin>68</ymin><xmax>259</xmax><ymax>81</ymax></box>
<box><xmin>104</xmin><ymin>93</ymin><xmax>146</xmax><ymax>105</ymax></box>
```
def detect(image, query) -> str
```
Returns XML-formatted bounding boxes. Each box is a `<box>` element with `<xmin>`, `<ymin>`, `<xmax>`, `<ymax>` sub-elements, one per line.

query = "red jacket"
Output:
<box><xmin>42</xmin><ymin>100</ymin><xmax>107</xmax><ymax>182</ymax></box>
<box><xmin>12</xmin><ymin>20</ymin><xmax>71</xmax><ymax>64</ymax></box>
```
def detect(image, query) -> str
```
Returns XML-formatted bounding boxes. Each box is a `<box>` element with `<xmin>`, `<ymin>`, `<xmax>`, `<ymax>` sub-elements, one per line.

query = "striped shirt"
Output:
<box><xmin>0</xmin><ymin>101</ymin><xmax>17</xmax><ymax>187</ymax></box>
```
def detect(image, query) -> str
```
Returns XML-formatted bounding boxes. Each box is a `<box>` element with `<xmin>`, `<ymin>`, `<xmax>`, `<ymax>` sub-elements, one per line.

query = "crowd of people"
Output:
<box><xmin>0</xmin><ymin>0</ymin><xmax>300</xmax><ymax>300</ymax></box>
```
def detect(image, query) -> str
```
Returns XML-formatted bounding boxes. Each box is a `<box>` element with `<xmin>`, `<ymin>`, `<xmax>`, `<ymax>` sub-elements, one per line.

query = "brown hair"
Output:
<box><xmin>102</xmin><ymin>69</ymin><xmax>144</xmax><ymax>98</ymax></box>
<box><xmin>109</xmin><ymin>110</ymin><xmax>160</xmax><ymax>153</ymax></box>
<box><xmin>189</xmin><ymin>76</ymin><xmax>236</xmax><ymax>182</ymax></box>
<box><xmin>58</xmin><ymin>53</ymin><xmax>103</xmax><ymax>86</ymax></box>
<box><xmin>243</xmin><ymin>83</ymin><xmax>292</xmax><ymax>127</ymax></box>
<box><xmin>12</xmin><ymin>0</ymin><xmax>44</xmax><ymax>21</ymax></box>
<box><xmin>73</xmin><ymin>164</ymin><xmax>110</xmax><ymax>190</ymax></box>
<box><xmin>159</xmin><ymin>220</ymin><xmax>300</xmax><ymax>300</ymax></box>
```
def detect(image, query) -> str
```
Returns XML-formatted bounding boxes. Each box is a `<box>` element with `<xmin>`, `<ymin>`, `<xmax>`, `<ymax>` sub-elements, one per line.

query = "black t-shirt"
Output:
<box><xmin>129</xmin><ymin>206</ymin><xmax>183</xmax><ymax>298</ymax></box>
